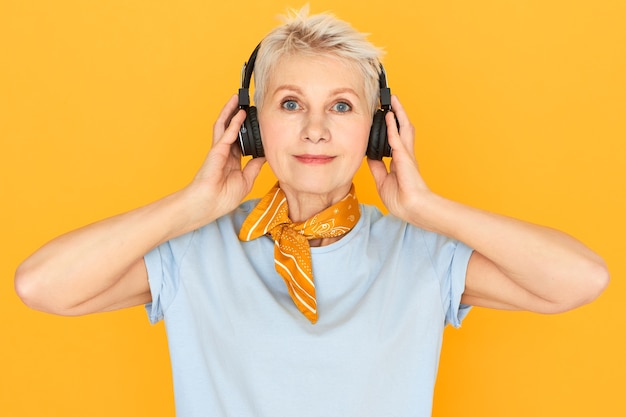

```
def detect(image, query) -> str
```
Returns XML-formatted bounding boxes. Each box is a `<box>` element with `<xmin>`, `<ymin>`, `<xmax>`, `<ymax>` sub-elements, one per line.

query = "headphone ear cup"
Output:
<box><xmin>240</xmin><ymin>106</ymin><xmax>264</xmax><ymax>158</ymax></box>
<box><xmin>367</xmin><ymin>109</ymin><xmax>391</xmax><ymax>160</ymax></box>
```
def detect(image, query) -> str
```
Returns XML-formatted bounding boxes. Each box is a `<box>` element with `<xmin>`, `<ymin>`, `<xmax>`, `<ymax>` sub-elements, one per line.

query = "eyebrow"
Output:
<box><xmin>273</xmin><ymin>85</ymin><xmax>360</xmax><ymax>97</ymax></box>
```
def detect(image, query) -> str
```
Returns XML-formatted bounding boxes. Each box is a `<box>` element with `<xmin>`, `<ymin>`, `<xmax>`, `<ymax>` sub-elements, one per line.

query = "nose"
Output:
<box><xmin>301</xmin><ymin>113</ymin><xmax>330</xmax><ymax>144</ymax></box>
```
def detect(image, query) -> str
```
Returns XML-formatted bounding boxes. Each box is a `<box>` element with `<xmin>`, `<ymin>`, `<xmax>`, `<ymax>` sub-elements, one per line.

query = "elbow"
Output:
<box><xmin>581</xmin><ymin>256</ymin><xmax>610</xmax><ymax>304</ymax></box>
<box><xmin>15</xmin><ymin>260</ymin><xmax>46</xmax><ymax>312</ymax></box>
<box><xmin>546</xmin><ymin>257</ymin><xmax>610</xmax><ymax>314</ymax></box>
<box><xmin>15</xmin><ymin>260</ymin><xmax>69</xmax><ymax>315</ymax></box>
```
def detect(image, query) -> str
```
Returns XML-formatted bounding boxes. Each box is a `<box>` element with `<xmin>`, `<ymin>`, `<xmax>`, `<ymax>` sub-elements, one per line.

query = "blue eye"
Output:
<box><xmin>282</xmin><ymin>100</ymin><xmax>299</xmax><ymax>111</ymax></box>
<box><xmin>333</xmin><ymin>102</ymin><xmax>351</xmax><ymax>113</ymax></box>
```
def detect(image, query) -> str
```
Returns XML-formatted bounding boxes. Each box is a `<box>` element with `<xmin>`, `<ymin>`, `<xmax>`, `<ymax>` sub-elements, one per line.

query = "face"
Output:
<box><xmin>257</xmin><ymin>54</ymin><xmax>372</xmax><ymax>203</ymax></box>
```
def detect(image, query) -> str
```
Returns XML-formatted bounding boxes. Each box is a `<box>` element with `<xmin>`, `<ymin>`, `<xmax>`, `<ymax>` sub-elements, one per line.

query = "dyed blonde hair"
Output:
<box><xmin>253</xmin><ymin>5</ymin><xmax>385</xmax><ymax>115</ymax></box>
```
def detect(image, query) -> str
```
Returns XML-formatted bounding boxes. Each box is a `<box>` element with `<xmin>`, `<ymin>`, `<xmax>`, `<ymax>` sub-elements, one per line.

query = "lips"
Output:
<box><xmin>294</xmin><ymin>154</ymin><xmax>335</xmax><ymax>164</ymax></box>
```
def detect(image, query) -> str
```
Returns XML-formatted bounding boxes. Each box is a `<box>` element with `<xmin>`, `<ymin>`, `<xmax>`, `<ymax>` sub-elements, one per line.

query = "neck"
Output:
<box><xmin>280</xmin><ymin>183</ymin><xmax>353</xmax><ymax>223</ymax></box>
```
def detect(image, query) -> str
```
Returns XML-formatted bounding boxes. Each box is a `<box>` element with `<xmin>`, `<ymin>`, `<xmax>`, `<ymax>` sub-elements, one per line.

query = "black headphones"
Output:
<box><xmin>237</xmin><ymin>43</ymin><xmax>393</xmax><ymax>160</ymax></box>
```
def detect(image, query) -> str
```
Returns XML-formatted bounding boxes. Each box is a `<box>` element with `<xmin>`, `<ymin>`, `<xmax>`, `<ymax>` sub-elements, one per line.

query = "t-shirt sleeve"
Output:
<box><xmin>444</xmin><ymin>241</ymin><xmax>474</xmax><ymax>327</ymax></box>
<box><xmin>143</xmin><ymin>232</ymin><xmax>194</xmax><ymax>325</ymax></box>
<box><xmin>420</xmin><ymin>230</ymin><xmax>474</xmax><ymax>328</ymax></box>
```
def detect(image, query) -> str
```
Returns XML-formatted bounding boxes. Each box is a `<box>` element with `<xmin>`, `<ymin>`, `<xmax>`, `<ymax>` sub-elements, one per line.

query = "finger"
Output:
<box><xmin>390</xmin><ymin>95</ymin><xmax>411</xmax><ymax>130</ymax></box>
<box><xmin>213</xmin><ymin>95</ymin><xmax>241</xmax><ymax>141</ymax></box>
<box><xmin>214</xmin><ymin>108</ymin><xmax>246</xmax><ymax>148</ymax></box>
<box><xmin>367</xmin><ymin>158</ymin><xmax>388</xmax><ymax>190</ymax></box>
<box><xmin>242</xmin><ymin>156</ymin><xmax>266</xmax><ymax>186</ymax></box>
<box><xmin>387</xmin><ymin>96</ymin><xmax>415</xmax><ymax>154</ymax></box>
<box><xmin>215</xmin><ymin>94</ymin><xmax>239</xmax><ymax>128</ymax></box>
<box><xmin>385</xmin><ymin>111</ymin><xmax>406</xmax><ymax>154</ymax></box>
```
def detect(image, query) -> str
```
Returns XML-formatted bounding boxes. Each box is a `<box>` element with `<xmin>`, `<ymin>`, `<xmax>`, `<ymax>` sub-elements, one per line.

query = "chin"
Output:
<box><xmin>280</xmin><ymin>176</ymin><xmax>352</xmax><ymax>198</ymax></box>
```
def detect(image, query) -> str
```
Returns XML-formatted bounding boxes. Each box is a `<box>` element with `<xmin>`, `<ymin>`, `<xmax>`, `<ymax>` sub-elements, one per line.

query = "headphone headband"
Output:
<box><xmin>378</xmin><ymin>65</ymin><xmax>391</xmax><ymax>110</ymax></box>
<box><xmin>238</xmin><ymin>43</ymin><xmax>260</xmax><ymax>108</ymax></box>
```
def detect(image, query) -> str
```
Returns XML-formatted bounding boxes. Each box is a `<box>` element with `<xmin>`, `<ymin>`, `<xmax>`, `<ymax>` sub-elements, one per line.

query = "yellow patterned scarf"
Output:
<box><xmin>239</xmin><ymin>184</ymin><xmax>360</xmax><ymax>324</ymax></box>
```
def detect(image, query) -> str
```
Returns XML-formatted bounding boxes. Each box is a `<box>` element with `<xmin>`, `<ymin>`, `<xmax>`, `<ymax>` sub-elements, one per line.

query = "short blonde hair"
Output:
<box><xmin>252</xmin><ymin>5</ymin><xmax>384</xmax><ymax>115</ymax></box>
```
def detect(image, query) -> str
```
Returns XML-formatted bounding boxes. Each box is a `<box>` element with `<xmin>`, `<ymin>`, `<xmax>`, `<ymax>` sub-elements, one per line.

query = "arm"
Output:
<box><xmin>368</xmin><ymin>96</ymin><xmax>609</xmax><ymax>313</ymax></box>
<box><xmin>15</xmin><ymin>95</ymin><xmax>265</xmax><ymax>316</ymax></box>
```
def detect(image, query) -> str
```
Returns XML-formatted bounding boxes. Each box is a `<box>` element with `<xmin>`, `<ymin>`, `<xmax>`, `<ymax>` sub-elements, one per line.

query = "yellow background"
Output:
<box><xmin>2</xmin><ymin>0</ymin><xmax>624</xmax><ymax>416</ymax></box>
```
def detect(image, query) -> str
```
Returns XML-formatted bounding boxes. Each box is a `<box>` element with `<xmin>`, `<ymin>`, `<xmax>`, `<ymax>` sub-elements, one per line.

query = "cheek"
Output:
<box><xmin>344</xmin><ymin>122</ymin><xmax>372</xmax><ymax>153</ymax></box>
<box><xmin>258</xmin><ymin>121</ymin><xmax>293</xmax><ymax>172</ymax></box>
<box><xmin>258</xmin><ymin>119</ymin><xmax>284</xmax><ymax>151</ymax></box>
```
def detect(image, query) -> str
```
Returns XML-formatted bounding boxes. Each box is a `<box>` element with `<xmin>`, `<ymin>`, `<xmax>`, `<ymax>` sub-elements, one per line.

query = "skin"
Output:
<box><xmin>257</xmin><ymin>55</ymin><xmax>371</xmax><ymax>221</ymax></box>
<box><xmin>14</xmin><ymin>52</ymin><xmax>609</xmax><ymax>317</ymax></box>
<box><xmin>257</xmin><ymin>55</ymin><xmax>371</xmax><ymax>247</ymax></box>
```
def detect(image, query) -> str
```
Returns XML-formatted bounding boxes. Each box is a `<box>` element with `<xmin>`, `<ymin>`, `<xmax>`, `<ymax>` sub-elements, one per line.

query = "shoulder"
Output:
<box><xmin>226</xmin><ymin>198</ymin><xmax>261</xmax><ymax>229</ymax></box>
<box><xmin>359</xmin><ymin>204</ymin><xmax>469</xmax><ymax>258</ymax></box>
<box><xmin>358</xmin><ymin>203</ymin><xmax>414</xmax><ymax>239</ymax></box>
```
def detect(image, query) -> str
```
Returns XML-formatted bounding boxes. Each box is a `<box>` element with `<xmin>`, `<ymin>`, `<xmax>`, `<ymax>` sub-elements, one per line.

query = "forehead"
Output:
<box><xmin>265</xmin><ymin>53</ymin><xmax>367</xmax><ymax>96</ymax></box>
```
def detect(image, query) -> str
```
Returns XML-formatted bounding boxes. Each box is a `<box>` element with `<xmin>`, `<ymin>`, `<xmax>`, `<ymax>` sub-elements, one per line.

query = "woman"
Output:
<box><xmin>15</xmin><ymin>7</ymin><xmax>608</xmax><ymax>417</ymax></box>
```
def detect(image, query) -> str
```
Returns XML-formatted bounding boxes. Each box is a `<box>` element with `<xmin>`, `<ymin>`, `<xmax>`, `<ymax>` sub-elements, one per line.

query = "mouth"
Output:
<box><xmin>294</xmin><ymin>154</ymin><xmax>335</xmax><ymax>165</ymax></box>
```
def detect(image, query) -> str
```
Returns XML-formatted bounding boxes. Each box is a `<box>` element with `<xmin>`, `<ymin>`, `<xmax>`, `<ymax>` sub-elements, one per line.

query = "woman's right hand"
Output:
<box><xmin>186</xmin><ymin>95</ymin><xmax>266</xmax><ymax>227</ymax></box>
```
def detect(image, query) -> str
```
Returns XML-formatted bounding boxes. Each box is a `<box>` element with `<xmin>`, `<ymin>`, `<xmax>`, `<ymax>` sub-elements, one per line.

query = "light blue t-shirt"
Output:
<box><xmin>145</xmin><ymin>201</ymin><xmax>473</xmax><ymax>417</ymax></box>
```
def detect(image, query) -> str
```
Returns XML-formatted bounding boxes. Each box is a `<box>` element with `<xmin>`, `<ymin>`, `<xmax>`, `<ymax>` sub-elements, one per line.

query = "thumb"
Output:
<box><xmin>242</xmin><ymin>157</ymin><xmax>266</xmax><ymax>187</ymax></box>
<box><xmin>367</xmin><ymin>158</ymin><xmax>388</xmax><ymax>191</ymax></box>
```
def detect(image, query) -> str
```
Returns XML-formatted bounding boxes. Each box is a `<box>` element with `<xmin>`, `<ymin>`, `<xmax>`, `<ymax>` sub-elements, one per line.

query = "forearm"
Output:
<box><xmin>15</xmin><ymin>185</ymin><xmax>220</xmax><ymax>313</ymax></box>
<box><xmin>408</xmin><ymin>192</ymin><xmax>609</xmax><ymax>309</ymax></box>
